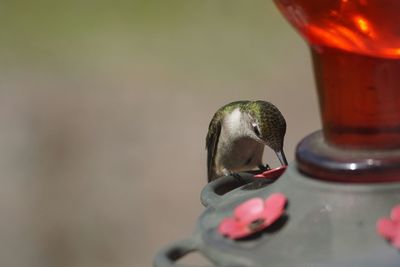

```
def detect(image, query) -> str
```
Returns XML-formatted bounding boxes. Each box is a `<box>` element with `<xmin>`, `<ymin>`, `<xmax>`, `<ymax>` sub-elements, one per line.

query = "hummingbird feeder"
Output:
<box><xmin>154</xmin><ymin>1</ymin><xmax>400</xmax><ymax>266</ymax></box>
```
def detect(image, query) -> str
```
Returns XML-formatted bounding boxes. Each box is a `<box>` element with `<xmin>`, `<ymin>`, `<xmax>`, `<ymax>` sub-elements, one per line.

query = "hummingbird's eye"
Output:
<box><xmin>252</xmin><ymin>123</ymin><xmax>261</xmax><ymax>137</ymax></box>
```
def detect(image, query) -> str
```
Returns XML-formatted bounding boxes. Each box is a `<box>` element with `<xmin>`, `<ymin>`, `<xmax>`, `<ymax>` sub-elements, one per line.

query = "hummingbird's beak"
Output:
<box><xmin>275</xmin><ymin>150</ymin><xmax>288</xmax><ymax>166</ymax></box>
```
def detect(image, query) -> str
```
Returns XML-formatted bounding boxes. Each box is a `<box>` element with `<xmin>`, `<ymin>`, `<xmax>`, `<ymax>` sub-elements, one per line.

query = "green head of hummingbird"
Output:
<box><xmin>206</xmin><ymin>100</ymin><xmax>287</xmax><ymax>182</ymax></box>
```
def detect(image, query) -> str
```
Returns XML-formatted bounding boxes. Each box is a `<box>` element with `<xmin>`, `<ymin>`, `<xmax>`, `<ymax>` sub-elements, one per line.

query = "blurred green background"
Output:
<box><xmin>0</xmin><ymin>1</ymin><xmax>319</xmax><ymax>266</ymax></box>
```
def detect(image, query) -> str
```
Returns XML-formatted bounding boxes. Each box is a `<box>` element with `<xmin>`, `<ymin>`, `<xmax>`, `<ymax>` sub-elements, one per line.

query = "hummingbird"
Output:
<box><xmin>206</xmin><ymin>100</ymin><xmax>287</xmax><ymax>182</ymax></box>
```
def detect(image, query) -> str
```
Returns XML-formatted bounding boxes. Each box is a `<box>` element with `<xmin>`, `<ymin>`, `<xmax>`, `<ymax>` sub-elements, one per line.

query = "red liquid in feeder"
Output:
<box><xmin>275</xmin><ymin>0</ymin><xmax>400</xmax><ymax>149</ymax></box>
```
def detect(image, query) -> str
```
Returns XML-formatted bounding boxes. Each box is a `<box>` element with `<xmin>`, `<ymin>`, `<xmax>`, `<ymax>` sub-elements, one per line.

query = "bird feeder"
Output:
<box><xmin>154</xmin><ymin>1</ymin><xmax>400</xmax><ymax>266</ymax></box>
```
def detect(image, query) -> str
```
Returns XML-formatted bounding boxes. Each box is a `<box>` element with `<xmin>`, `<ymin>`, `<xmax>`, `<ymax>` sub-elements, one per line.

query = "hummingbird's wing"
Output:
<box><xmin>206</xmin><ymin>112</ymin><xmax>222</xmax><ymax>182</ymax></box>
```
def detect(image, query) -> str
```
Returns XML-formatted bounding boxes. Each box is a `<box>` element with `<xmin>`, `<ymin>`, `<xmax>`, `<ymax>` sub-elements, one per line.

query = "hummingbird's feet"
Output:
<box><xmin>230</xmin><ymin>172</ymin><xmax>246</xmax><ymax>184</ymax></box>
<box><xmin>254</xmin><ymin>165</ymin><xmax>287</xmax><ymax>179</ymax></box>
<box><xmin>222</xmin><ymin>168</ymin><xmax>246</xmax><ymax>183</ymax></box>
<box><xmin>258</xmin><ymin>164</ymin><xmax>271</xmax><ymax>172</ymax></box>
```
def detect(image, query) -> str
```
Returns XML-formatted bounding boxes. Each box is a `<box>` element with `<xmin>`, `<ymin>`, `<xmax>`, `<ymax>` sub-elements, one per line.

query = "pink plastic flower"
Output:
<box><xmin>218</xmin><ymin>193</ymin><xmax>287</xmax><ymax>239</ymax></box>
<box><xmin>254</xmin><ymin>166</ymin><xmax>287</xmax><ymax>179</ymax></box>
<box><xmin>377</xmin><ymin>204</ymin><xmax>400</xmax><ymax>249</ymax></box>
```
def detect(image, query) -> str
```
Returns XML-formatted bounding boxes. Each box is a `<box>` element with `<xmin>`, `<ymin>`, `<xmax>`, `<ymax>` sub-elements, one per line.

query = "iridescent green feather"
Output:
<box><xmin>206</xmin><ymin>101</ymin><xmax>250</xmax><ymax>181</ymax></box>
<box><xmin>205</xmin><ymin>100</ymin><xmax>286</xmax><ymax>181</ymax></box>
